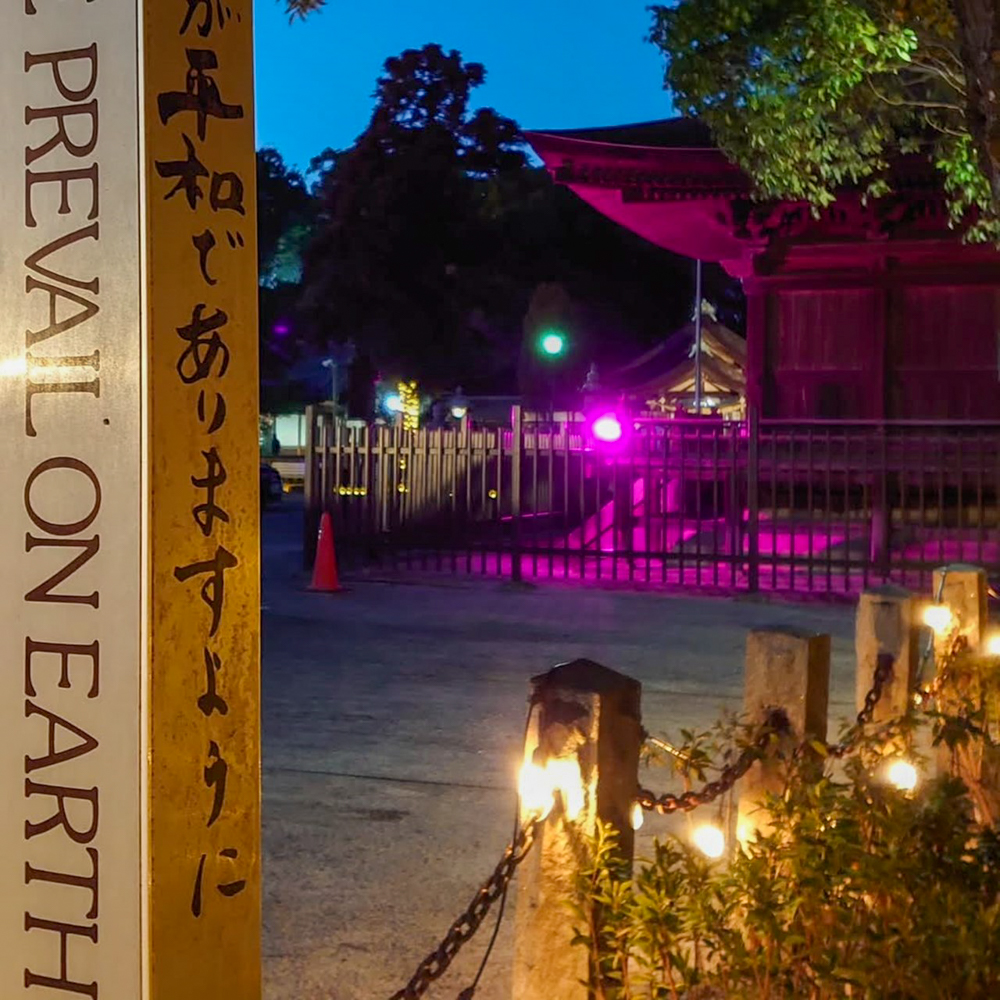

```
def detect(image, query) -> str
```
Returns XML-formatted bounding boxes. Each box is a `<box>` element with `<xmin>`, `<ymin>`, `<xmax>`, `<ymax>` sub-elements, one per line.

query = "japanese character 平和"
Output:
<box><xmin>157</xmin><ymin>49</ymin><xmax>244</xmax><ymax>142</ymax></box>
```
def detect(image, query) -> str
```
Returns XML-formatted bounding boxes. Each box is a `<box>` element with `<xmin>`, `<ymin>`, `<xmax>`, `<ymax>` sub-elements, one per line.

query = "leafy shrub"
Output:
<box><xmin>575</xmin><ymin>710</ymin><xmax>1000</xmax><ymax>1000</ymax></box>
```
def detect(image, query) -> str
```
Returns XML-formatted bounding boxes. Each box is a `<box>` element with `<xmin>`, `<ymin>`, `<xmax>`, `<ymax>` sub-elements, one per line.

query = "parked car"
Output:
<box><xmin>260</xmin><ymin>463</ymin><xmax>283</xmax><ymax>507</ymax></box>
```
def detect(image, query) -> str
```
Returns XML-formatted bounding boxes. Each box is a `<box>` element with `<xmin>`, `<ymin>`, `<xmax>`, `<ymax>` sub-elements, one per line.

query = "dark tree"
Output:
<box><xmin>257</xmin><ymin>148</ymin><xmax>315</xmax><ymax>286</ymax></box>
<box><xmin>298</xmin><ymin>43</ymin><xmax>528</xmax><ymax>390</ymax></box>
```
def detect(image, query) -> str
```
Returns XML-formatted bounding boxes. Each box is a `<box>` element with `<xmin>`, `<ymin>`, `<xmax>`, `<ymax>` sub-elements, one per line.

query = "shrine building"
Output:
<box><xmin>525</xmin><ymin>119</ymin><xmax>1000</xmax><ymax>421</ymax></box>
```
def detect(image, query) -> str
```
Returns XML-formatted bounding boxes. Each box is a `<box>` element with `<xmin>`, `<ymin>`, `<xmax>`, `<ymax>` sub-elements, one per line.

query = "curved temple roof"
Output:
<box><xmin>524</xmin><ymin>119</ymin><xmax>758</xmax><ymax>273</ymax></box>
<box><xmin>524</xmin><ymin>118</ymin><xmax>959</xmax><ymax>278</ymax></box>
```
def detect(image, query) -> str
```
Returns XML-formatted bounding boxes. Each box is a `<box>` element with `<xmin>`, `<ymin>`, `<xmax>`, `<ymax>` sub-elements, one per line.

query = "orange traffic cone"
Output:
<box><xmin>309</xmin><ymin>511</ymin><xmax>343</xmax><ymax>592</ymax></box>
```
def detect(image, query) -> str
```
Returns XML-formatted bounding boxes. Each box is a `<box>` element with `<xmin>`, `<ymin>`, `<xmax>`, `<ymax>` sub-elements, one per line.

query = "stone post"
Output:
<box><xmin>932</xmin><ymin>565</ymin><xmax>999</xmax><ymax>825</ymax></box>
<box><xmin>513</xmin><ymin>660</ymin><xmax>643</xmax><ymax>1000</ymax></box>
<box><xmin>855</xmin><ymin>586</ymin><xmax>919</xmax><ymax>721</ymax></box>
<box><xmin>933</xmin><ymin>564</ymin><xmax>988</xmax><ymax>650</ymax></box>
<box><xmin>738</xmin><ymin>629</ymin><xmax>830</xmax><ymax>842</ymax></box>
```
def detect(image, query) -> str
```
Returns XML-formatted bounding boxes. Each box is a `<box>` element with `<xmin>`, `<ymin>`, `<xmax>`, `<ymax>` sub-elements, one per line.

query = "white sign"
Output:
<box><xmin>0</xmin><ymin>3</ymin><xmax>144</xmax><ymax>998</ymax></box>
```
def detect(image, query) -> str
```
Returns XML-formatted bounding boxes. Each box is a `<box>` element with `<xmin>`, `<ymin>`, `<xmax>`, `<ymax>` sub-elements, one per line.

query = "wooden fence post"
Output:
<box><xmin>513</xmin><ymin>660</ymin><xmax>643</xmax><ymax>1000</ymax></box>
<box><xmin>932</xmin><ymin>564</ymin><xmax>999</xmax><ymax>825</ymax></box>
<box><xmin>303</xmin><ymin>403</ymin><xmax>319</xmax><ymax>568</ymax></box>
<box><xmin>738</xmin><ymin>629</ymin><xmax>830</xmax><ymax>842</ymax></box>
<box><xmin>855</xmin><ymin>586</ymin><xmax>919</xmax><ymax>721</ymax></box>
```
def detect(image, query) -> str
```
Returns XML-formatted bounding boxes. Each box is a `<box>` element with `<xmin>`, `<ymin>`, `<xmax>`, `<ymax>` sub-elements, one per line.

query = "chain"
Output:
<box><xmin>825</xmin><ymin>651</ymin><xmax>895</xmax><ymax>758</ymax></box>
<box><xmin>915</xmin><ymin>632</ymin><xmax>970</xmax><ymax>709</ymax></box>
<box><xmin>636</xmin><ymin>710</ymin><xmax>786</xmax><ymax>814</ymax></box>
<box><xmin>388</xmin><ymin>820</ymin><xmax>538</xmax><ymax>1000</ymax></box>
<box><xmin>639</xmin><ymin>654</ymin><xmax>898</xmax><ymax>812</ymax></box>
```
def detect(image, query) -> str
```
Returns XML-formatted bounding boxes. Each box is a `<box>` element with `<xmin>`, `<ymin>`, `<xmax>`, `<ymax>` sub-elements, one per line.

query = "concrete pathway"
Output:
<box><xmin>261</xmin><ymin>503</ymin><xmax>856</xmax><ymax>1000</ymax></box>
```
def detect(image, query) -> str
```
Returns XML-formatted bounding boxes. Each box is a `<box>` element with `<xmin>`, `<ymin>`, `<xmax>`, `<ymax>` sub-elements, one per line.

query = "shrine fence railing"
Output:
<box><xmin>301</xmin><ymin>405</ymin><xmax>1000</xmax><ymax>597</ymax></box>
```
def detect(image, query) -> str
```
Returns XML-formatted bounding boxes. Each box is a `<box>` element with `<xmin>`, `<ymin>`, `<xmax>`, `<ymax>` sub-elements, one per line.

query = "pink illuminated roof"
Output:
<box><xmin>524</xmin><ymin>119</ymin><xmax>757</xmax><ymax>270</ymax></box>
<box><xmin>524</xmin><ymin>119</ymin><xmax>959</xmax><ymax>276</ymax></box>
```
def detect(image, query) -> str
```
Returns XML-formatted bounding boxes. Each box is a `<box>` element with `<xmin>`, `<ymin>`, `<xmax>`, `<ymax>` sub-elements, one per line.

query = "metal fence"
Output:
<box><xmin>303</xmin><ymin>404</ymin><xmax>1000</xmax><ymax>596</ymax></box>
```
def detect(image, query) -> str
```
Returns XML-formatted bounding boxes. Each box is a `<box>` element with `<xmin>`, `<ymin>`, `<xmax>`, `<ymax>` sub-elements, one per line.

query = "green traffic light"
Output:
<box><xmin>539</xmin><ymin>331</ymin><xmax>566</xmax><ymax>356</ymax></box>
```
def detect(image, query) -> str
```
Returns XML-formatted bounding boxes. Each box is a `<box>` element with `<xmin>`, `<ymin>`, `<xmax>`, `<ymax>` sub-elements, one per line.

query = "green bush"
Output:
<box><xmin>575</xmin><ymin>713</ymin><xmax>1000</xmax><ymax>1000</ymax></box>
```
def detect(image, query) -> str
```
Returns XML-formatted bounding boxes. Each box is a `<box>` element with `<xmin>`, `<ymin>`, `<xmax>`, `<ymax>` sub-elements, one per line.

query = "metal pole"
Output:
<box><xmin>694</xmin><ymin>258</ymin><xmax>703</xmax><ymax>413</ymax></box>
<box><xmin>511</xmin><ymin>404</ymin><xmax>524</xmax><ymax>582</ymax></box>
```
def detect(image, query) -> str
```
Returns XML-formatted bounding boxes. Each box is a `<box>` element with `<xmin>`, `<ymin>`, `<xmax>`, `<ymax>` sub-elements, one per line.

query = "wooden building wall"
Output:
<box><xmin>749</xmin><ymin>248</ymin><xmax>1000</xmax><ymax>421</ymax></box>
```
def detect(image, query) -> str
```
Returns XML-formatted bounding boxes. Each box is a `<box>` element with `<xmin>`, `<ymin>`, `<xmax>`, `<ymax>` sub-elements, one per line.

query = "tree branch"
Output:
<box><xmin>866</xmin><ymin>78</ymin><xmax>965</xmax><ymax>113</ymax></box>
<box><xmin>902</xmin><ymin>60</ymin><xmax>967</xmax><ymax>97</ymax></box>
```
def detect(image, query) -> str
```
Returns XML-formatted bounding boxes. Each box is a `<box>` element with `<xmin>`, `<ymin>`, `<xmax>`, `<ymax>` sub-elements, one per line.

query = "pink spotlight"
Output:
<box><xmin>592</xmin><ymin>413</ymin><xmax>623</xmax><ymax>443</ymax></box>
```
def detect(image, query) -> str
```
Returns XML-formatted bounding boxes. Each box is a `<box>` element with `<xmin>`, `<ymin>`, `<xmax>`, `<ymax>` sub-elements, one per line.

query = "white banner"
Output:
<box><xmin>0</xmin><ymin>3</ymin><xmax>144</xmax><ymax>998</ymax></box>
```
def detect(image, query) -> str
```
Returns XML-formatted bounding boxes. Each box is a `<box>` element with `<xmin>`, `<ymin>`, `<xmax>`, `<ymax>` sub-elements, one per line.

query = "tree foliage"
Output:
<box><xmin>298</xmin><ymin>44</ymin><xmax>529</xmax><ymax>389</ymax></box>
<box><xmin>257</xmin><ymin>148</ymin><xmax>315</xmax><ymax>286</ymax></box>
<box><xmin>650</xmin><ymin>0</ymin><xmax>1000</xmax><ymax>239</ymax></box>
<box><xmin>283</xmin><ymin>0</ymin><xmax>324</xmax><ymax>20</ymax></box>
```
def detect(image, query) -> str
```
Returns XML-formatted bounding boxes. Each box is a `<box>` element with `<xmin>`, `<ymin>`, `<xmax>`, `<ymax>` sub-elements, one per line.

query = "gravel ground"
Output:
<box><xmin>261</xmin><ymin>501</ymin><xmax>857</xmax><ymax>1000</ymax></box>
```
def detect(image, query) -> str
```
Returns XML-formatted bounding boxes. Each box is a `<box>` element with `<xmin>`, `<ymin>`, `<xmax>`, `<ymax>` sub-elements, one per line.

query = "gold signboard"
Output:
<box><xmin>143</xmin><ymin>2</ymin><xmax>261</xmax><ymax>998</ymax></box>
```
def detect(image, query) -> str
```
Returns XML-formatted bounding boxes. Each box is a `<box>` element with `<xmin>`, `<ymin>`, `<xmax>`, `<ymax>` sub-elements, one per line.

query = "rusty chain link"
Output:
<box><xmin>915</xmin><ymin>632</ymin><xmax>969</xmax><ymax>708</ymax></box>
<box><xmin>637</xmin><ymin>713</ymin><xmax>783</xmax><ymax>814</ymax></box>
<box><xmin>825</xmin><ymin>650</ymin><xmax>895</xmax><ymax>758</ymax></box>
<box><xmin>388</xmin><ymin>820</ymin><xmax>538</xmax><ymax>1000</ymax></box>
<box><xmin>639</xmin><ymin>654</ymin><xmax>897</xmax><ymax>812</ymax></box>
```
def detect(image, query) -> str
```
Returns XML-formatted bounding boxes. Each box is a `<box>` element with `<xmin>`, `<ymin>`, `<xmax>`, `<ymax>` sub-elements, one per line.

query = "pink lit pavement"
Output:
<box><xmin>260</xmin><ymin>502</ymin><xmax>859</xmax><ymax>1000</ymax></box>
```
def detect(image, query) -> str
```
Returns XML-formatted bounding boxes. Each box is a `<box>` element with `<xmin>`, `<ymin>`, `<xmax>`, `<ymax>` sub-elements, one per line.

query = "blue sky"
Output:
<box><xmin>254</xmin><ymin>0</ymin><xmax>675</xmax><ymax>171</ymax></box>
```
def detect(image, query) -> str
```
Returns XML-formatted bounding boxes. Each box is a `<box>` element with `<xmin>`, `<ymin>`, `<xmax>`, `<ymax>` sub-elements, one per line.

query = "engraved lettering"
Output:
<box><xmin>24</xmin><ymin>781</ymin><xmax>98</xmax><ymax>844</ymax></box>
<box><xmin>24</xmin><ymin>701</ymin><xmax>99</xmax><ymax>774</ymax></box>
<box><xmin>24</xmin><ymin>639</ymin><xmax>100</xmax><ymax>699</ymax></box>
<box><xmin>25</xmin><ymin>535</ymin><xmax>100</xmax><ymax>608</ymax></box>
<box><xmin>23</xmin><ymin>914</ymin><xmax>97</xmax><ymax>998</ymax></box>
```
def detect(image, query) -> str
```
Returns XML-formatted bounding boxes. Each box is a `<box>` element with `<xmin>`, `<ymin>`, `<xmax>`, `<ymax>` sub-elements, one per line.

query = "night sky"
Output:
<box><xmin>254</xmin><ymin>0</ymin><xmax>675</xmax><ymax>171</ymax></box>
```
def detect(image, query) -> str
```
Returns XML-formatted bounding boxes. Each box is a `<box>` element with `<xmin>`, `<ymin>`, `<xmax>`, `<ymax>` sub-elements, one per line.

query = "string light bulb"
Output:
<box><xmin>884</xmin><ymin>758</ymin><xmax>919</xmax><ymax>793</ymax></box>
<box><xmin>630</xmin><ymin>802</ymin><xmax>644</xmax><ymax>831</ymax></box>
<box><xmin>984</xmin><ymin>633</ymin><xmax>1000</xmax><ymax>657</ymax></box>
<box><xmin>921</xmin><ymin>604</ymin><xmax>953</xmax><ymax>636</ymax></box>
<box><xmin>692</xmin><ymin>823</ymin><xmax>726</xmax><ymax>859</ymax></box>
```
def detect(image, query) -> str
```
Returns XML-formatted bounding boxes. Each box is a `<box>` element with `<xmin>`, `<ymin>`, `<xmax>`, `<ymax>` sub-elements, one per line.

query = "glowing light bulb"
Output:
<box><xmin>984</xmin><ymin>633</ymin><xmax>1000</xmax><ymax>657</ymax></box>
<box><xmin>921</xmin><ymin>604</ymin><xmax>953</xmax><ymax>636</ymax></box>
<box><xmin>592</xmin><ymin>414</ymin><xmax>623</xmax><ymax>443</ymax></box>
<box><xmin>692</xmin><ymin>823</ymin><xmax>725</xmax><ymax>859</ymax></box>
<box><xmin>540</xmin><ymin>332</ymin><xmax>566</xmax><ymax>356</ymax></box>
<box><xmin>518</xmin><ymin>760</ymin><xmax>554</xmax><ymax>821</ymax></box>
<box><xmin>0</xmin><ymin>356</ymin><xmax>27</xmax><ymax>378</ymax></box>
<box><xmin>630</xmin><ymin>802</ymin><xmax>644</xmax><ymax>831</ymax></box>
<box><xmin>885</xmin><ymin>758</ymin><xmax>918</xmax><ymax>793</ymax></box>
<box><xmin>385</xmin><ymin>394</ymin><xmax>403</xmax><ymax>414</ymax></box>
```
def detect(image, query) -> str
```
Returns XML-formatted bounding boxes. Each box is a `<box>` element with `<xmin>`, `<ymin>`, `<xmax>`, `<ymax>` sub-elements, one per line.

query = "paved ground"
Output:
<box><xmin>261</xmin><ymin>500</ymin><xmax>857</xmax><ymax>1000</ymax></box>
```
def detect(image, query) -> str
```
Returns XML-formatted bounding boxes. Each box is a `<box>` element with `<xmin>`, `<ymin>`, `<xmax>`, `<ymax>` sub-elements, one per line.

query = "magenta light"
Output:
<box><xmin>592</xmin><ymin>413</ymin><xmax>623</xmax><ymax>443</ymax></box>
